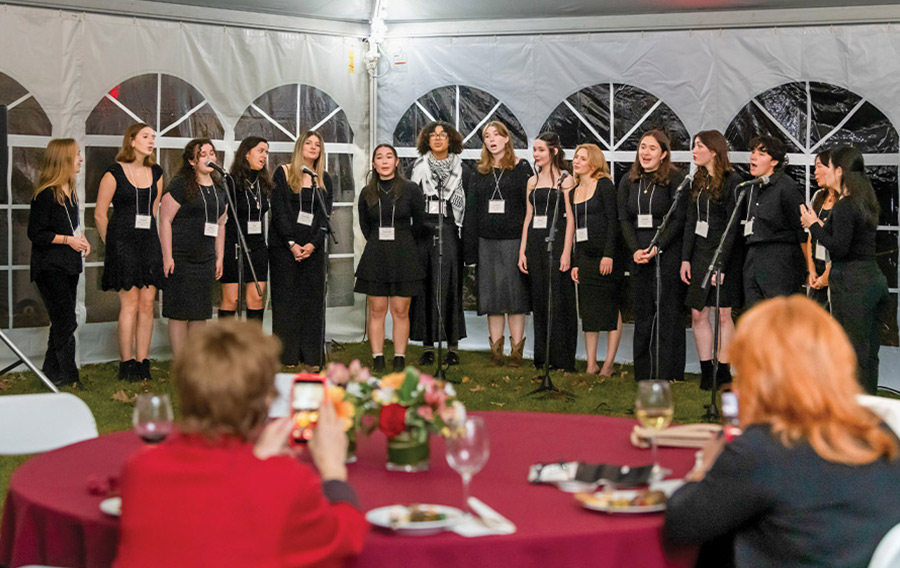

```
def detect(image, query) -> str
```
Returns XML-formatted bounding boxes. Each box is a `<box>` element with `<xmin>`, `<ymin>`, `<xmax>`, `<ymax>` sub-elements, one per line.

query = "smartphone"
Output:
<box><xmin>290</xmin><ymin>374</ymin><xmax>326</xmax><ymax>445</ymax></box>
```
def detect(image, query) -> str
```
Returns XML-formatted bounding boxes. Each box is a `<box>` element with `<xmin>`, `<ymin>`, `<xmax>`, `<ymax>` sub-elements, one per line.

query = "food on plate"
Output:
<box><xmin>575</xmin><ymin>489</ymin><xmax>667</xmax><ymax>510</ymax></box>
<box><xmin>388</xmin><ymin>504</ymin><xmax>448</xmax><ymax>528</ymax></box>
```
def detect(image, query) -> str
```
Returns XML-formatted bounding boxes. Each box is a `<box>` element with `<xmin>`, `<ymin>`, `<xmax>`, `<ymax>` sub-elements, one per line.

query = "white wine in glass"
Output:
<box><xmin>635</xmin><ymin>380</ymin><xmax>673</xmax><ymax>481</ymax></box>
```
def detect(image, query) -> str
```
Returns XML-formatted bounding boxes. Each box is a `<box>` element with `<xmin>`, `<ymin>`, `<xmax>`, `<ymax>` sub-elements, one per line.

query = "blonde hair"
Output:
<box><xmin>476</xmin><ymin>121</ymin><xmax>518</xmax><ymax>174</ymax></box>
<box><xmin>115</xmin><ymin>123</ymin><xmax>157</xmax><ymax>167</ymax></box>
<box><xmin>729</xmin><ymin>296</ymin><xmax>897</xmax><ymax>465</ymax></box>
<box><xmin>287</xmin><ymin>130</ymin><xmax>325</xmax><ymax>193</ymax></box>
<box><xmin>173</xmin><ymin>320</ymin><xmax>282</xmax><ymax>441</ymax></box>
<box><xmin>573</xmin><ymin>144</ymin><xmax>611</xmax><ymax>184</ymax></box>
<box><xmin>34</xmin><ymin>138</ymin><xmax>79</xmax><ymax>206</ymax></box>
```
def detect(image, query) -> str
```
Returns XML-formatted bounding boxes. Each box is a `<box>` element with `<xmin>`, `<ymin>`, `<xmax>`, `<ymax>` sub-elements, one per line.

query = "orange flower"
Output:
<box><xmin>327</xmin><ymin>385</ymin><xmax>356</xmax><ymax>432</ymax></box>
<box><xmin>380</xmin><ymin>372</ymin><xmax>406</xmax><ymax>389</ymax></box>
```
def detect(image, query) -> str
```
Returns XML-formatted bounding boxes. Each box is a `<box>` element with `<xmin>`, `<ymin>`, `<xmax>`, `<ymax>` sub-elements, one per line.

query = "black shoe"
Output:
<box><xmin>393</xmin><ymin>356</ymin><xmax>406</xmax><ymax>372</ymax></box>
<box><xmin>138</xmin><ymin>359</ymin><xmax>152</xmax><ymax>381</ymax></box>
<box><xmin>445</xmin><ymin>351</ymin><xmax>460</xmax><ymax>366</ymax></box>
<box><xmin>419</xmin><ymin>350</ymin><xmax>435</xmax><ymax>366</ymax></box>
<box><xmin>118</xmin><ymin>359</ymin><xmax>136</xmax><ymax>380</ymax></box>
<box><xmin>373</xmin><ymin>355</ymin><xmax>386</xmax><ymax>373</ymax></box>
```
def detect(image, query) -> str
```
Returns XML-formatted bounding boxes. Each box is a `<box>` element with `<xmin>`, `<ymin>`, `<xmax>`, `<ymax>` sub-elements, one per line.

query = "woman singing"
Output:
<box><xmin>518</xmin><ymin>132</ymin><xmax>577</xmax><ymax>372</ymax></box>
<box><xmin>28</xmin><ymin>139</ymin><xmax>90</xmax><ymax>387</ymax></box>
<box><xmin>355</xmin><ymin>144</ymin><xmax>425</xmax><ymax>373</ymax></box>
<box><xmin>679</xmin><ymin>130</ymin><xmax>742</xmax><ymax>391</ymax></box>
<box><xmin>95</xmin><ymin>123</ymin><xmax>164</xmax><ymax>382</ymax></box>
<box><xmin>618</xmin><ymin>129</ymin><xmax>686</xmax><ymax>382</ymax></box>
<box><xmin>409</xmin><ymin>121</ymin><xmax>467</xmax><ymax>367</ymax></box>
<box><xmin>219</xmin><ymin>136</ymin><xmax>271</xmax><ymax>324</ymax></box>
<box><xmin>463</xmin><ymin>121</ymin><xmax>533</xmax><ymax>367</ymax></box>
<box><xmin>570</xmin><ymin>144</ymin><xmax>623</xmax><ymax>377</ymax></box>
<box><xmin>805</xmin><ymin>149</ymin><xmax>835</xmax><ymax>308</ymax></box>
<box><xmin>801</xmin><ymin>146</ymin><xmax>889</xmax><ymax>394</ymax></box>
<box><xmin>269</xmin><ymin>131</ymin><xmax>333</xmax><ymax>369</ymax></box>
<box><xmin>159</xmin><ymin>139</ymin><xmax>227</xmax><ymax>358</ymax></box>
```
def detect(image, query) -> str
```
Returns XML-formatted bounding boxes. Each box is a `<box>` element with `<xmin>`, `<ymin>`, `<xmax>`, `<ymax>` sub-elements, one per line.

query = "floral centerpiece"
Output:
<box><xmin>324</xmin><ymin>360</ymin><xmax>465</xmax><ymax>471</ymax></box>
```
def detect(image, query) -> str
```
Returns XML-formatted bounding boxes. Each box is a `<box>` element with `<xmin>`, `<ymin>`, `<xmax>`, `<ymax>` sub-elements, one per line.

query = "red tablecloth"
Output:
<box><xmin>1</xmin><ymin>411</ymin><xmax>698</xmax><ymax>568</ymax></box>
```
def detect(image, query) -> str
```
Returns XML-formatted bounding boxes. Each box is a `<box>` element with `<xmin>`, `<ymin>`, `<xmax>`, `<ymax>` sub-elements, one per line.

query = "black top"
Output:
<box><xmin>809</xmin><ymin>196</ymin><xmax>877</xmax><ymax>263</ymax></box>
<box><xmin>618</xmin><ymin>171</ymin><xmax>687</xmax><ymax>254</ymax></box>
<box><xmin>167</xmin><ymin>176</ymin><xmax>227</xmax><ymax>263</ymax></box>
<box><xmin>666</xmin><ymin>424</ymin><xmax>900</xmax><ymax>568</ymax></box>
<box><xmin>268</xmin><ymin>167</ymin><xmax>332</xmax><ymax>251</ymax></box>
<box><xmin>462</xmin><ymin>159</ymin><xmax>533</xmax><ymax>263</ymax></box>
<box><xmin>570</xmin><ymin>177</ymin><xmax>618</xmax><ymax>259</ymax></box>
<box><xmin>105</xmin><ymin>163</ymin><xmax>164</xmax><ymax>236</ymax></box>
<box><xmin>28</xmin><ymin>188</ymin><xmax>82</xmax><ymax>278</ymax></box>
<box><xmin>225</xmin><ymin>172</ymin><xmax>271</xmax><ymax>252</ymax></box>
<box><xmin>807</xmin><ymin>188</ymin><xmax>835</xmax><ymax>262</ymax></box>
<box><xmin>743</xmin><ymin>170</ymin><xmax>806</xmax><ymax>246</ymax></box>
<box><xmin>681</xmin><ymin>171</ymin><xmax>743</xmax><ymax>264</ymax></box>
<box><xmin>356</xmin><ymin>179</ymin><xmax>426</xmax><ymax>283</ymax></box>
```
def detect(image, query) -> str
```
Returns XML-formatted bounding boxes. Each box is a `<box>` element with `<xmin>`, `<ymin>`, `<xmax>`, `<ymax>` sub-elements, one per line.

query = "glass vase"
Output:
<box><xmin>386</xmin><ymin>426</ymin><xmax>430</xmax><ymax>472</ymax></box>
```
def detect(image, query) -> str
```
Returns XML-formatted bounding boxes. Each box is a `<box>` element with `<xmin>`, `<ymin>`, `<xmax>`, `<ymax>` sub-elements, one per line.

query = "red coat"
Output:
<box><xmin>114</xmin><ymin>434</ymin><xmax>368</xmax><ymax>568</ymax></box>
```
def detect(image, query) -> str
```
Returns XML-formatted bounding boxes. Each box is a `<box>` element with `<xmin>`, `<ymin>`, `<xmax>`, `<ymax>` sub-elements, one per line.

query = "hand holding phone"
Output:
<box><xmin>290</xmin><ymin>374</ymin><xmax>326</xmax><ymax>446</ymax></box>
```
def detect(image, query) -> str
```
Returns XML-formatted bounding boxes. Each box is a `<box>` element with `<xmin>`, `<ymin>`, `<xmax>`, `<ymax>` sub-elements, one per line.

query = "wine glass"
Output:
<box><xmin>635</xmin><ymin>380</ymin><xmax>674</xmax><ymax>482</ymax></box>
<box><xmin>445</xmin><ymin>416</ymin><xmax>490</xmax><ymax>517</ymax></box>
<box><xmin>133</xmin><ymin>394</ymin><xmax>173</xmax><ymax>444</ymax></box>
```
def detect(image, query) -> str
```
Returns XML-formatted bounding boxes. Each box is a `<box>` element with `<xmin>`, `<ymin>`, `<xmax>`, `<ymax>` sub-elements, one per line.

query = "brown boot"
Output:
<box><xmin>489</xmin><ymin>337</ymin><xmax>505</xmax><ymax>366</ymax></box>
<box><xmin>508</xmin><ymin>337</ymin><xmax>525</xmax><ymax>368</ymax></box>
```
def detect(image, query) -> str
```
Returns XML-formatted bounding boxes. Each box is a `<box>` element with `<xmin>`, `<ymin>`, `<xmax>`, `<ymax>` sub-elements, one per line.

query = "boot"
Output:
<box><xmin>118</xmin><ymin>359</ymin><xmax>137</xmax><ymax>381</ymax></box>
<box><xmin>489</xmin><ymin>337</ymin><xmax>505</xmax><ymax>366</ymax></box>
<box><xmin>716</xmin><ymin>362</ymin><xmax>733</xmax><ymax>391</ymax></box>
<box><xmin>218</xmin><ymin>309</ymin><xmax>236</xmax><ymax>319</ymax></box>
<box><xmin>393</xmin><ymin>355</ymin><xmax>406</xmax><ymax>372</ymax></box>
<box><xmin>246</xmin><ymin>309</ymin><xmax>264</xmax><ymax>323</ymax></box>
<box><xmin>372</xmin><ymin>354</ymin><xmax>386</xmax><ymax>373</ymax></box>
<box><xmin>138</xmin><ymin>359</ymin><xmax>152</xmax><ymax>382</ymax></box>
<box><xmin>508</xmin><ymin>337</ymin><xmax>525</xmax><ymax>368</ymax></box>
<box><xmin>699</xmin><ymin>360</ymin><xmax>714</xmax><ymax>391</ymax></box>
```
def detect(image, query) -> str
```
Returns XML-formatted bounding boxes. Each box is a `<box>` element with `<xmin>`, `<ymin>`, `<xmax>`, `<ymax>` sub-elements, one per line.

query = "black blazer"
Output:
<box><xmin>28</xmin><ymin>188</ymin><xmax>82</xmax><ymax>279</ymax></box>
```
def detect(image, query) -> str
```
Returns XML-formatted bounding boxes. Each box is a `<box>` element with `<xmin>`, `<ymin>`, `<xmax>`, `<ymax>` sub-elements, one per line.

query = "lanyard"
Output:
<box><xmin>127</xmin><ymin>163</ymin><xmax>152</xmax><ymax>217</ymax></box>
<box><xmin>64</xmin><ymin>196</ymin><xmax>77</xmax><ymax>235</ymax></box>
<box><xmin>745</xmin><ymin>186</ymin><xmax>755</xmax><ymax>223</ymax></box>
<box><xmin>637</xmin><ymin>177</ymin><xmax>656</xmax><ymax>217</ymax></box>
<box><xmin>532</xmin><ymin>187</ymin><xmax>552</xmax><ymax>218</ymax></box>
<box><xmin>244</xmin><ymin>179</ymin><xmax>263</xmax><ymax>225</ymax></box>
<box><xmin>199</xmin><ymin>185</ymin><xmax>219</xmax><ymax>226</ymax></box>
<box><xmin>299</xmin><ymin>184</ymin><xmax>316</xmax><ymax>218</ymax></box>
<box><xmin>696</xmin><ymin>189</ymin><xmax>711</xmax><ymax>224</ymax></box>
<box><xmin>576</xmin><ymin>188</ymin><xmax>589</xmax><ymax>230</ymax></box>
<box><xmin>378</xmin><ymin>183</ymin><xmax>395</xmax><ymax>229</ymax></box>
<box><xmin>490</xmin><ymin>168</ymin><xmax>505</xmax><ymax>200</ymax></box>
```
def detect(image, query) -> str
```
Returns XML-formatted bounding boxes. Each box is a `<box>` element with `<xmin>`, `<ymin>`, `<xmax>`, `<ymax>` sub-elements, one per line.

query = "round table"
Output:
<box><xmin>1</xmin><ymin>411</ymin><xmax>698</xmax><ymax>568</ymax></box>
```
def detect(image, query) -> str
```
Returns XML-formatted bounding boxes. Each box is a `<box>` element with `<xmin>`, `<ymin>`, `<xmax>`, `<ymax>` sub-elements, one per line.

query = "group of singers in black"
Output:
<box><xmin>28</xmin><ymin>120</ymin><xmax>887</xmax><ymax>394</ymax></box>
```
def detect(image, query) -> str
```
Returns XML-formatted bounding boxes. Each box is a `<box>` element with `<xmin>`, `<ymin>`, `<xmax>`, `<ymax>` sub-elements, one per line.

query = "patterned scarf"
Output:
<box><xmin>411</xmin><ymin>152</ymin><xmax>465</xmax><ymax>229</ymax></box>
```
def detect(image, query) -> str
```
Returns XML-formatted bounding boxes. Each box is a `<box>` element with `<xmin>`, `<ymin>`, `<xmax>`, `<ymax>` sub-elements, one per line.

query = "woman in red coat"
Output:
<box><xmin>115</xmin><ymin>320</ymin><xmax>368</xmax><ymax>568</ymax></box>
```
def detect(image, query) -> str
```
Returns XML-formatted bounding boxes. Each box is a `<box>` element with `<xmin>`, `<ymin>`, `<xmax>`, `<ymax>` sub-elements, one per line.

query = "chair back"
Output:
<box><xmin>869</xmin><ymin>523</ymin><xmax>900</xmax><ymax>568</ymax></box>
<box><xmin>0</xmin><ymin>393</ymin><xmax>98</xmax><ymax>455</ymax></box>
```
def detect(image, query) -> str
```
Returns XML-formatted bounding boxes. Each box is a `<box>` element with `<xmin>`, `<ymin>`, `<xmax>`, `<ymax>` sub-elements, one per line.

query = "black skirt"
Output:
<box><xmin>477</xmin><ymin>238</ymin><xmax>530</xmax><ymax>315</ymax></box>
<box><xmin>220</xmin><ymin>245</ymin><xmax>269</xmax><ymax>284</ymax></box>
<box><xmin>355</xmin><ymin>278</ymin><xmax>423</xmax><ymax>298</ymax></box>
<box><xmin>575</xmin><ymin>253</ymin><xmax>623</xmax><ymax>332</ymax></box>
<box><xmin>162</xmin><ymin>258</ymin><xmax>216</xmax><ymax>321</ymax></box>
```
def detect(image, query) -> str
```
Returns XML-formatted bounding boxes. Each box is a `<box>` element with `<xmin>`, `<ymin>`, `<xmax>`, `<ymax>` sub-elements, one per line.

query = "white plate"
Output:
<box><xmin>366</xmin><ymin>504</ymin><xmax>464</xmax><ymax>535</ymax></box>
<box><xmin>100</xmin><ymin>496</ymin><xmax>122</xmax><ymax>517</ymax></box>
<box><xmin>579</xmin><ymin>490</ymin><xmax>666</xmax><ymax>514</ymax></box>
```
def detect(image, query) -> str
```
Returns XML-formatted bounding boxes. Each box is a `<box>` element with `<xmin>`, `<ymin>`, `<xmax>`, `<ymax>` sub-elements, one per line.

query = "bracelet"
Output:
<box><xmin>63</xmin><ymin>235</ymin><xmax>68</xmax><ymax>245</ymax></box>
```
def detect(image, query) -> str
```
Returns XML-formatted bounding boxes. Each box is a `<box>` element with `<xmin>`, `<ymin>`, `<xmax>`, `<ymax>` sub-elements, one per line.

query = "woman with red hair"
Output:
<box><xmin>665</xmin><ymin>296</ymin><xmax>900</xmax><ymax>567</ymax></box>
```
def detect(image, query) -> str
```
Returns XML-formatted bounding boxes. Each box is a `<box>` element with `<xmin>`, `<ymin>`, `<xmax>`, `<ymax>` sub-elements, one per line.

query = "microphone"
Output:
<box><xmin>676</xmin><ymin>174</ymin><xmax>693</xmax><ymax>191</ymax></box>
<box><xmin>205</xmin><ymin>161</ymin><xmax>227</xmax><ymax>176</ymax></box>
<box><xmin>736</xmin><ymin>175</ymin><xmax>770</xmax><ymax>188</ymax></box>
<box><xmin>302</xmin><ymin>165</ymin><xmax>318</xmax><ymax>178</ymax></box>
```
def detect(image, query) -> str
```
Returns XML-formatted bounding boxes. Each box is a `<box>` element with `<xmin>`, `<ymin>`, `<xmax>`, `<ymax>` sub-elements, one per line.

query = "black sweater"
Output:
<box><xmin>809</xmin><ymin>196</ymin><xmax>877</xmax><ymax>263</ymax></box>
<box><xmin>571</xmin><ymin>177</ymin><xmax>618</xmax><ymax>259</ymax></box>
<box><xmin>618</xmin><ymin>171</ymin><xmax>686</xmax><ymax>254</ymax></box>
<box><xmin>269</xmin><ymin>167</ymin><xmax>333</xmax><ymax>252</ymax></box>
<box><xmin>462</xmin><ymin>159</ymin><xmax>533</xmax><ymax>264</ymax></box>
<box><xmin>28</xmin><ymin>188</ymin><xmax>82</xmax><ymax>278</ymax></box>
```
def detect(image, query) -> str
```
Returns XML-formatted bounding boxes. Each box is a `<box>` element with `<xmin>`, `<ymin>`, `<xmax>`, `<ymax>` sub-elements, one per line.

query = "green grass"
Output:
<box><xmin>0</xmin><ymin>342</ymin><xmax>719</xmax><ymax>511</ymax></box>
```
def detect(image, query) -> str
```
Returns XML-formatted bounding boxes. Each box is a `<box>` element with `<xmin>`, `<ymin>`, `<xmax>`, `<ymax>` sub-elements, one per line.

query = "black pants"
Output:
<box><xmin>269</xmin><ymin>246</ymin><xmax>326</xmax><ymax>367</ymax></box>
<box><xmin>631</xmin><ymin>249</ymin><xmax>686</xmax><ymax>382</ymax></box>
<box><xmin>34</xmin><ymin>271</ymin><xmax>80</xmax><ymax>384</ymax></box>
<box><xmin>743</xmin><ymin>243</ymin><xmax>804</xmax><ymax>307</ymax></box>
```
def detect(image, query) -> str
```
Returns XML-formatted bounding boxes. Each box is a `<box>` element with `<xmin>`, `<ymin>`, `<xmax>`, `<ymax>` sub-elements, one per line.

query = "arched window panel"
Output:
<box><xmin>870</xmin><ymin>166</ymin><xmax>899</xmax><ymax>226</ymax></box>
<box><xmin>543</xmin><ymin>84</ymin><xmax>612</xmax><ymax>149</ymax></box>
<box><xmin>0</xmin><ymin>75</ymin><xmax>52</xmax><ymax>137</ymax></box>
<box><xmin>235</xmin><ymin>84</ymin><xmax>354</xmax><ymax>145</ymax></box>
<box><xmin>613</xmin><ymin>86</ymin><xmax>690</xmax><ymax>153</ymax></box>
<box><xmin>725</xmin><ymin>107</ymin><xmax>805</xmax><ymax>154</ymax></box>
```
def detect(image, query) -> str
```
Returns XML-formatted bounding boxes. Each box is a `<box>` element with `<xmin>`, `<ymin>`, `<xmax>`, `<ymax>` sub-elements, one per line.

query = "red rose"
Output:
<box><xmin>379</xmin><ymin>404</ymin><xmax>407</xmax><ymax>438</ymax></box>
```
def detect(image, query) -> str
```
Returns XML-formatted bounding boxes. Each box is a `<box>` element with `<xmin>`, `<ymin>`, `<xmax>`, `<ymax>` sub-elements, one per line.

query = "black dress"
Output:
<box><xmin>162</xmin><ymin>177</ymin><xmax>226</xmax><ymax>321</ymax></box>
<box><xmin>101</xmin><ymin>164</ymin><xmax>165</xmax><ymax>291</ymax></box>
<box><xmin>463</xmin><ymin>159</ymin><xmax>533</xmax><ymax>315</ymax></box>
<box><xmin>526</xmin><ymin>186</ymin><xmax>577</xmax><ymax>371</ymax></box>
<box><xmin>618</xmin><ymin>172</ymin><xmax>687</xmax><ymax>382</ymax></box>
<box><xmin>221</xmin><ymin>172</ymin><xmax>270</xmax><ymax>284</ymax></box>
<box><xmin>355</xmin><ymin>180</ymin><xmax>426</xmax><ymax>297</ymax></box>
<box><xmin>28</xmin><ymin>189</ymin><xmax>82</xmax><ymax>385</ymax></box>
<box><xmin>571</xmin><ymin>178</ymin><xmax>624</xmax><ymax>332</ymax></box>
<box><xmin>807</xmin><ymin>189</ymin><xmax>834</xmax><ymax>308</ymax></box>
<box><xmin>681</xmin><ymin>171</ymin><xmax>743</xmax><ymax>311</ymax></box>
<box><xmin>268</xmin><ymin>167</ymin><xmax>333</xmax><ymax>367</ymax></box>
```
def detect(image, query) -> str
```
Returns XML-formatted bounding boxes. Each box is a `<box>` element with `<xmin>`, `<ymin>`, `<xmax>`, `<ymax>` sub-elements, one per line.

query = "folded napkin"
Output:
<box><xmin>631</xmin><ymin>423</ymin><xmax>722</xmax><ymax>449</ymax></box>
<box><xmin>528</xmin><ymin>461</ymin><xmax>654</xmax><ymax>486</ymax></box>
<box><xmin>450</xmin><ymin>497</ymin><xmax>517</xmax><ymax>538</ymax></box>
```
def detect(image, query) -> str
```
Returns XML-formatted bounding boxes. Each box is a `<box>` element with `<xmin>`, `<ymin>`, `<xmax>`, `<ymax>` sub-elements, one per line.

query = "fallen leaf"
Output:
<box><xmin>503</xmin><ymin>376</ymin><xmax>511</xmax><ymax>383</ymax></box>
<box><xmin>461</xmin><ymin>376</ymin><xmax>470</xmax><ymax>383</ymax></box>
<box><xmin>489</xmin><ymin>401</ymin><xmax>505</xmax><ymax>407</ymax></box>
<box><xmin>111</xmin><ymin>389</ymin><xmax>136</xmax><ymax>403</ymax></box>
<box><xmin>468</xmin><ymin>385</ymin><xmax>485</xmax><ymax>392</ymax></box>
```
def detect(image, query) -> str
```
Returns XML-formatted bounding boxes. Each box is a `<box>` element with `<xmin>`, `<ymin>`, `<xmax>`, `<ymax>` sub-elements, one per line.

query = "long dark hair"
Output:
<box><xmin>691</xmin><ymin>130</ymin><xmax>733</xmax><ymax>201</ymax></box>
<box><xmin>176</xmin><ymin>138</ymin><xmax>219</xmax><ymax>202</ymax></box>
<box><xmin>363</xmin><ymin>144</ymin><xmax>405</xmax><ymax>207</ymax></box>
<box><xmin>230</xmin><ymin>136</ymin><xmax>272</xmax><ymax>195</ymax></box>
<box><xmin>628</xmin><ymin>129</ymin><xmax>675</xmax><ymax>186</ymax></box>
<box><xmin>830</xmin><ymin>145</ymin><xmax>880</xmax><ymax>229</ymax></box>
<box><xmin>534</xmin><ymin>131</ymin><xmax>569</xmax><ymax>179</ymax></box>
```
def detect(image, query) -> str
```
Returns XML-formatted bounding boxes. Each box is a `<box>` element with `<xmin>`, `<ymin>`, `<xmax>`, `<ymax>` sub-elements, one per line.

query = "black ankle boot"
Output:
<box><xmin>119</xmin><ymin>359</ymin><xmax>137</xmax><ymax>381</ymax></box>
<box><xmin>218</xmin><ymin>309</ymin><xmax>236</xmax><ymax>319</ymax></box>
<box><xmin>716</xmin><ymin>362</ymin><xmax>732</xmax><ymax>390</ymax></box>
<box><xmin>699</xmin><ymin>360</ymin><xmax>714</xmax><ymax>391</ymax></box>
<box><xmin>373</xmin><ymin>355</ymin><xmax>386</xmax><ymax>373</ymax></box>
<box><xmin>138</xmin><ymin>359</ymin><xmax>152</xmax><ymax>381</ymax></box>
<box><xmin>393</xmin><ymin>355</ymin><xmax>406</xmax><ymax>372</ymax></box>
<box><xmin>246</xmin><ymin>309</ymin><xmax>264</xmax><ymax>322</ymax></box>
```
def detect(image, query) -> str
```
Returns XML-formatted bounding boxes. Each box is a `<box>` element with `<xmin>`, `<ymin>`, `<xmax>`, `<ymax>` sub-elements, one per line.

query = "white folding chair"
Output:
<box><xmin>0</xmin><ymin>393</ymin><xmax>98</xmax><ymax>455</ymax></box>
<box><xmin>857</xmin><ymin>394</ymin><xmax>900</xmax><ymax>436</ymax></box>
<box><xmin>869</xmin><ymin>523</ymin><xmax>900</xmax><ymax>568</ymax></box>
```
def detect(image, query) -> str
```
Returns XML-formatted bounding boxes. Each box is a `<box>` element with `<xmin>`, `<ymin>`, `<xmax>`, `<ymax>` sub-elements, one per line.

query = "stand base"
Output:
<box><xmin>526</xmin><ymin>373</ymin><xmax>575</xmax><ymax>399</ymax></box>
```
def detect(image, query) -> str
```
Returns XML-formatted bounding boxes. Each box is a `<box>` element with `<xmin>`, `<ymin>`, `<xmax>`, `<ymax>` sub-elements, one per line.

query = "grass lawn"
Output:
<box><xmin>0</xmin><ymin>341</ymin><xmax>720</xmax><ymax>511</ymax></box>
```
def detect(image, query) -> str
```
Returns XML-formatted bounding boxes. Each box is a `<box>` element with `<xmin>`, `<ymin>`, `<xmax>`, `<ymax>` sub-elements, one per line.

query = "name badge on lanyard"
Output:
<box><xmin>637</xmin><ymin>214</ymin><xmax>653</xmax><ymax>229</ymax></box>
<box><xmin>135</xmin><ymin>215</ymin><xmax>151</xmax><ymax>230</ymax></box>
<box><xmin>204</xmin><ymin>222</ymin><xmax>219</xmax><ymax>237</ymax></box>
<box><xmin>743</xmin><ymin>218</ymin><xmax>754</xmax><ymax>237</ymax></box>
<box><xmin>297</xmin><ymin>210</ymin><xmax>314</xmax><ymax>226</ymax></box>
<box><xmin>576</xmin><ymin>227</ymin><xmax>588</xmax><ymax>242</ymax></box>
<box><xmin>488</xmin><ymin>199</ymin><xmax>505</xmax><ymax>214</ymax></box>
<box><xmin>695</xmin><ymin>220</ymin><xmax>709</xmax><ymax>238</ymax></box>
<box><xmin>815</xmin><ymin>242</ymin><xmax>828</xmax><ymax>262</ymax></box>
<box><xmin>379</xmin><ymin>227</ymin><xmax>395</xmax><ymax>241</ymax></box>
<box><xmin>248</xmin><ymin>221</ymin><xmax>263</xmax><ymax>235</ymax></box>
<box><xmin>428</xmin><ymin>200</ymin><xmax>445</xmax><ymax>215</ymax></box>
<box><xmin>533</xmin><ymin>215</ymin><xmax>548</xmax><ymax>229</ymax></box>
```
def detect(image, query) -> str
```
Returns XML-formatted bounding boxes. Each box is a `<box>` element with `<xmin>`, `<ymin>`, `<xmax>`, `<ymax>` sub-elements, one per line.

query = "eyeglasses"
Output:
<box><xmin>429</xmin><ymin>132</ymin><xmax>449</xmax><ymax>140</ymax></box>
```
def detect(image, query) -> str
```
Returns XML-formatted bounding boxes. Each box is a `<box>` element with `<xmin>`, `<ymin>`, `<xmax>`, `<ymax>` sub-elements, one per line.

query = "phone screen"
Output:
<box><xmin>291</xmin><ymin>379</ymin><xmax>325</xmax><ymax>444</ymax></box>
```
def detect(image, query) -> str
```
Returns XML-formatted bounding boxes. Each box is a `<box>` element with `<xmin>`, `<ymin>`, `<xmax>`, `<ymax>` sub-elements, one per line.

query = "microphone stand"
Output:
<box><xmin>528</xmin><ymin>173</ymin><xmax>574</xmax><ymax>399</ymax></box>
<box><xmin>645</xmin><ymin>176</ymin><xmax>690</xmax><ymax>381</ymax></box>
<box><xmin>431</xmin><ymin>175</ymin><xmax>454</xmax><ymax>381</ymax></box>
<box><xmin>219</xmin><ymin>170</ymin><xmax>262</xmax><ymax>319</ymax></box>
<box><xmin>308</xmin><ymin>171</ymin><xmax>336</xmax><ymax>369</ymax></box>
<box><xmin>700</xmin><ymin>184</ymin><xmax>749</xmax><ymax>421</ymax></box>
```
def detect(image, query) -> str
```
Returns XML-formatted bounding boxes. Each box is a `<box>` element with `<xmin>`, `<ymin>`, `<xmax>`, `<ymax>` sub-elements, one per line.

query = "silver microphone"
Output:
<box><xmin>737</xmin><ymin>175</ymin><xmax>770</xmax><ymax>188</ymax></box>
<box><xmin>676</xmin><ymin>174</ymin><xmax>693</xmax><ymax>191</ymax></box>
<box><xmin>205</xmin><ymin>161</ymin><xmax>227</xmax><ymax>176</ymax></box>
<box><xmin>302</xmin><ymin>165</ymin><xmax>318</xmax><ymax>178</ymax></box>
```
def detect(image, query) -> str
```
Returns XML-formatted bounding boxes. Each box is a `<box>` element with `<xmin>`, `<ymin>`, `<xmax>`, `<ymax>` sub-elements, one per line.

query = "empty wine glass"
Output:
<box><xmin>133</xmin><ymin>394</ymin><xmax>173</xmax><ymax>444</ymax></box>
<box><xmin>635</xmin><ymin>380</ymin><xmax>674</xmax><ymax>482</ymax></box>
<box><xmin>445</xmin><ymin>416</ymin><xmax>490</xmax><ymax>517</ymax></box>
